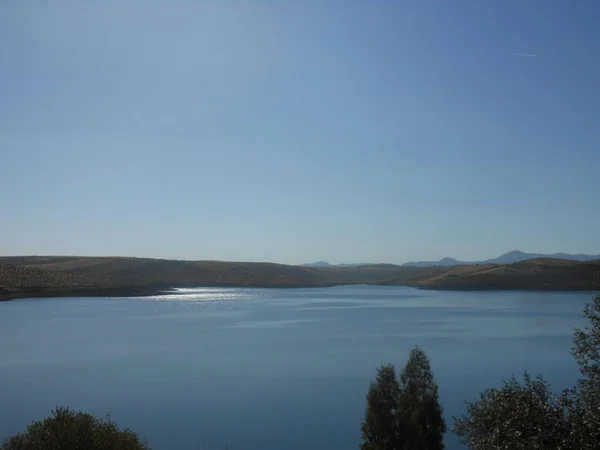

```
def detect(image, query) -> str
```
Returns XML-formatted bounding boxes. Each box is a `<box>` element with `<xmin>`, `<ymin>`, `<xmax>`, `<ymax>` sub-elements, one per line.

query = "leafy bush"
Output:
<box><xmin>1</xmin><ymin>407</ymin><xmax>149</xmax><ymax>450</ymax></box>
<box><xmin>453</xmin><ymin>373</ymin><xmax>569</xmax><ymax>450</ymax></box>
<box><xmin>453</xmin><ymin>295</ymin><xmax>600</xmax><ymax>449</ymax></box>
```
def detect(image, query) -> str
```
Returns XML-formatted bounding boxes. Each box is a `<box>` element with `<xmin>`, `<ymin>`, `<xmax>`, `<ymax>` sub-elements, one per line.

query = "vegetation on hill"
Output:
<box><xmin>1</xmin><ymin>407</ymin><xmax>148</xmax><ymax>450</ymax></box>
<box><xmin>0</xmin><ymin>263</ymin><xmax>109</xmax><ymax>288</ymax></box>
<box><xmin>0</xmin><ymin>255</ymin><xmax>598</xmax><ymax>300</ymax></box>
<box><xmin>405</xmin><ymin>258</ymin><xmax>600</xmax><ymax>290</ymax></box>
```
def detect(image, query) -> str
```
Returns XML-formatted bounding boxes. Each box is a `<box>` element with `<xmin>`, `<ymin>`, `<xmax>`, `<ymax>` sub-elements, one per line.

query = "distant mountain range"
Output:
<box><xmin>304</xmin><ymin>250</ymin><xmax>600</xmax><ymax>268</ymax></box>
<box><xmin>403</xmin><ymin>250</ymin><xmax>600</xmax><ymax>267</ymax></box>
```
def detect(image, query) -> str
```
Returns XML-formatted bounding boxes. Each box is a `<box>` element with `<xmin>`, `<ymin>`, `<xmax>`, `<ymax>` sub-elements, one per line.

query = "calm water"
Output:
<box><xmin>0</xmin><ymin>286</ymin><xmax>594</xmax><ymax>449</ymax></box>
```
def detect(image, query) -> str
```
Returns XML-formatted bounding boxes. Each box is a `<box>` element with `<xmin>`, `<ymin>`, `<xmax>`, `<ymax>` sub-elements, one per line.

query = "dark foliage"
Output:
<box><xmin>361</xmin><ymin>347</ymin><xmax>446</xmax><ymax>450</ymax></box>
<box><xmin>453</xmin><ymin>295</ymin><xmax>600</xmax><ymax>449</ymax></box>
<box><xmin>397</xmin><ymin>347</ymin><xmax>446</xmax><ymax>450</ymax></box>
<box><xmin>361</xmin><ymin>364</ymin><xmax>402</xmax><ymax>450</ymax></box>
<box><xmin>569</xmin><ymin>294</ymin><xmax>600</xmax><ymax>447</ymax></box>
<box><xmin>453</xmin><ymin>373</ymin><xmax>569</xmax><ymax>450</ymax></box>
<box><xmin>1</xmin><ymin>256</ymin><xmax>598</xmax><ymax>297</ymax></box>
<box><xmin>1</xmin><ymin>407</ymin><xmax>149</xmax><ymax>450</ymax></box>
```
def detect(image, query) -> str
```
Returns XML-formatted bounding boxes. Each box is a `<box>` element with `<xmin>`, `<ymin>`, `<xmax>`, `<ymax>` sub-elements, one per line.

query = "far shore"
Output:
<box><xmin>2</xmin><ymin>256</ymin><xmax>598</xmax><ymax>301</ymax></box>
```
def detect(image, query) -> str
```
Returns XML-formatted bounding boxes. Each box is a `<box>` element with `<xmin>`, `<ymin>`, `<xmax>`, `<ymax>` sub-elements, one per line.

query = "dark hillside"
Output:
<box><xmin>1</xmin><ymin>256</ymin><xmax>599</xmax><ymax>300</ymax></box>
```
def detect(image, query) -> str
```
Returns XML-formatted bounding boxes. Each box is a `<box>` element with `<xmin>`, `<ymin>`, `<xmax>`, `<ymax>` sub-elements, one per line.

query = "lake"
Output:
<box><xmin>0</xmin><ymin>286</ymin><xmax>594</xmax><ymax>449</ymax></box>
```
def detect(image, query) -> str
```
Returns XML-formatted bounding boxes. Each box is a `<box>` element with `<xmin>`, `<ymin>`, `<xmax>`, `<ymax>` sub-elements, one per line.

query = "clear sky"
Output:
<box><xmin>1</xmin><ymin>1</ymin><xmax>599</xmax><ymax>265</ymax></box>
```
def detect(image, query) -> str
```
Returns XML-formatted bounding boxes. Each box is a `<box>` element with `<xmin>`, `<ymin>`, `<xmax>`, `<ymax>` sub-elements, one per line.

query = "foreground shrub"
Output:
<box><xmin>453</xmin><ymin>295</ymin><xmax>600</xmax><ymax>449</ymax></box>
<box><xmin>453</xmin><ymin>373</ymin><xmax>569</xmax><ymax>450</ymax></box>
<box><xmin>2</xmin><ymin>407</ymin><xmax>149</xmax><ymax>450</ymax></box>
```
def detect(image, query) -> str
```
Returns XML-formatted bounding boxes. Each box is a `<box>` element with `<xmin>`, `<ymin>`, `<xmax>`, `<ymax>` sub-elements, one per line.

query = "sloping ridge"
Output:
<box><xmin>1</xmin><ymin>256</ymin><xmax>599</xmax><ymax>299</ymax></box>
<box><xmin>409</xmin><ymin>258</ymin><xmax>600</xmax><ymax>290</ymax></box>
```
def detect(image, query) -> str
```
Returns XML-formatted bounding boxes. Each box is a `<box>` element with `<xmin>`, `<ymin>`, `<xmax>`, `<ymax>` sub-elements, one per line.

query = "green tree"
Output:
<box><xmin>1</xmin><ymin>407</ymin><xmax>149</xmax><ymax>450</ymax></box>
<box><xmin>361</xmin><ymin>346</ymin><xmax>446</xmax><ymax>450</ymax></box>
<box><xmin>453</xmin><ymin>295</ymin><xmax>600</xmax><ymax>449</ymax></box>
<box><xmin>453</xmin><ymin>373</ymin><xmax>569</xmax><ymax>450</ymax></box>
<box><xmin>568</xmin><ymin>294</ymin><xmax>600</xmax><ymax>447</ymax></box>
<box><xmin>361</xmin><ymin>364</ymin><xmax>402</xmax><ymax>450</ymax></box>
<box><xmin>397</xmin><ymin>347</ymin><xmax>446</xmax><ymax>450</ymax></box>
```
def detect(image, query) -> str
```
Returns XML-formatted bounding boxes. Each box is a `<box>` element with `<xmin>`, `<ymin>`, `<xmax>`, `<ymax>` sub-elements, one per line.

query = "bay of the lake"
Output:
<box><xmin>0</xmin><ymin>286</ymin><xmax>595</xmax><ymax>449</ymax></box>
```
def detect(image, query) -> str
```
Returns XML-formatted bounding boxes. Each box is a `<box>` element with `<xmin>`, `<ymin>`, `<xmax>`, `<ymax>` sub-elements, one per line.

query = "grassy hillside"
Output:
<box><xmin>1</xmin><ymin>256</ymin><xmax>599</xmax><ymax>300</ymax></box>
<box><xmin>0</xmin><ymin>257</ymin><xmax>330</xmax><ymax>288</ymax></box>
<box><xmin>0</xmin><ymin>263</ymin><xmax>109</xmax><ymax>288</ymax></box>
<box><xmin>406</xmin><ymin>258</ymin><xmax>600</xmax><ymax>290</ymax></box>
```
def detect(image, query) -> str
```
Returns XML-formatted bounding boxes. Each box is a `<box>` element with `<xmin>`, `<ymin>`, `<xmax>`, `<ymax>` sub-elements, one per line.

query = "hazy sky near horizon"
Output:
<box><xmin>1</xmin><ymin>1</ymin><xmax>599</xmax><ymax>264</ymax></box>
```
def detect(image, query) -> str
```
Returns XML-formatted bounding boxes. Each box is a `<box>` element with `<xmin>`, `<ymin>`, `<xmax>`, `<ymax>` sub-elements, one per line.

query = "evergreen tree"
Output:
<box><xmin>361</xmin><ymin>364</ymin><xmax>401</xmax><ymax>450</ymax></box>
<box><xmin>397</xmin><ymin>347</ymin><xmax>446</xmax><ymax>450</ymax></box>
<box><xmin>361</xmin><ymin>347</ymin><xmax>446</xmax><ymax>450</ymax></box>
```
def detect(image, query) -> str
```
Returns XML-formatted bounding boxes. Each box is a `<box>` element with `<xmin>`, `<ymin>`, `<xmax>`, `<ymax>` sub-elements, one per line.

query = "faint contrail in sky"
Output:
<box><xmin>510</xmin><ymin>52</ymin><xmax>538</xmax><ymax>57</ymax></box>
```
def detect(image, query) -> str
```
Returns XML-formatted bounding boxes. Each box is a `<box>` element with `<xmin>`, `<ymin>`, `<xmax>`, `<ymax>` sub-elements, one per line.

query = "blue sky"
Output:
<box><xmin>1</xmin><ymin>1</ymin><xmax>599</xmax><ymax>264</ymax></box>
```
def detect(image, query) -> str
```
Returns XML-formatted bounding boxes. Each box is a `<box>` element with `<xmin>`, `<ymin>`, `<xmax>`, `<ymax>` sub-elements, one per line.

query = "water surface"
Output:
<box><xmin>0</xmin><ymin>286</ymin><xmax>593</xmax><ymax>449</ymax></box>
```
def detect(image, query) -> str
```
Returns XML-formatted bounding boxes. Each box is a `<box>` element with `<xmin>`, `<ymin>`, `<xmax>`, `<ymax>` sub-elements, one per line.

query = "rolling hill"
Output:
<box><xmin>1</xmin><ymin>255</ymin><xmax>599</xmax><ymax>300</ymax></box>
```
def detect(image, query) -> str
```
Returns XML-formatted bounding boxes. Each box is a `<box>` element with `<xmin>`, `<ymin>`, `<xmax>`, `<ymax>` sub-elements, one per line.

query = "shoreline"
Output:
<box><xmin>2</xmin><ymin>256</ymin><xmax>598</xmax><ymax>301</ymax></box>
<box><xmin>2</xmin><ymin>283</ymin><xmax>598</xmax><ymax>301</ymax></box>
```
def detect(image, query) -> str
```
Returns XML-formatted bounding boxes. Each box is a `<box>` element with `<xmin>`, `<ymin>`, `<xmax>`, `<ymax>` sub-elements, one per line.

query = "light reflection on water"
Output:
<box><xmin>0</xmin><ymin>286</ymin><xmax>595</xmax><ymax>450</ymax></box>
